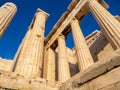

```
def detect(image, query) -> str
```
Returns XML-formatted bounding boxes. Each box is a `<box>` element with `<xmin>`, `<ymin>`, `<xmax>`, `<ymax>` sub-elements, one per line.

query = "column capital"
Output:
<box><xmin>87</xmin><ymin>0</ymin><xmax>99</xmax><ymax>3</ymax></box>
<box><xmin>58</xmin><ymin>34</ymin><xmax>65</xmax><ymax>39</ymax></box>
<box><xmin>4</xmin><ymin>2</ymin><xmax>17</xmax><ymax>8</ymax></box>
<box><xmin>35</xmin><ymin>8</ymin><xmax>49</xmax><ymax>20</ymax></box>
<box><xmin>70</xmin><ymin>18</ymin><xmax>79</xmax><ymax>25</ymax></box>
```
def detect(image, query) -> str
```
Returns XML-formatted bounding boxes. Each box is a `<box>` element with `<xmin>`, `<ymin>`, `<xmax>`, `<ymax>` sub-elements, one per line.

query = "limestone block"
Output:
<box><xmin>31</xmin><ymin>77</ymin><xmax>46</xmax><ymax>86</ymax></box>
<box><xmin>88</xmin><ymin>67</ymin><xmax>120</xmax><ymax>90</ymax></box>
<box><xmin>101</xmin><ymin>49</ymin><xmax>120</xmax><ymax>70</ymax></box>
<box><xmin>97</xmin><ymin>43</ymin><xmax>114</xmax><ymax>61</ymax></box>
<box><xmin>60</xmin><ymin>82</ymin><xmax>73</xmax><ymax>90</ymax></box>
<box><xmin>99</xmin><ymin>84</ymin><xmax>117</xmax><ymax>90</ymax></box>
<box><xmin>0</xmin><ymin>58</ymin><xmax>12</xmax><ymax>71</ymax></box>
<box><xmin>71</xmin><ymin>60</ymin><xmax>107</xmax><ymax>87</ymax></box>
<box><xmin>46</xmin><ymin>81</ymin><xmax>60</xmax><ymax>88</ymax></box>
<box><xmin>17</xmin><ymin>78</ymin><xmax>30</xmax><ymax>84</ymax></box>
<box><xmin>60</xmin><ymin>66</ymin><xmax>120</xmax><ymax>90</ymax></box>
<box><xmin>74</xmin><ymin>84</ymin><xmax>89</xmax><ymax>90</ymax></box>
<box><xmin>115</xmin><ymin>81</ymin><xmax>120</xmax><ymax>89</ymax></box>
<box><xmin>72</xmin><ymin>49</ymin><xmax>120</xmax><ymax>87</ymax></box>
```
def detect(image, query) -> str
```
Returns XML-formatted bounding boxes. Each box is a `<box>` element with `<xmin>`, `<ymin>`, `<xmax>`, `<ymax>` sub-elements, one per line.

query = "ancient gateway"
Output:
<box><xmin>0</xmin><ymin>0</ymin><xmax>120</xmax><ymax>90</ymax></box>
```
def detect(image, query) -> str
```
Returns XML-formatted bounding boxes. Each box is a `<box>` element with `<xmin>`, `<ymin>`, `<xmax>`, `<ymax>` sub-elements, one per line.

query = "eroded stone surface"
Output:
<box><xmin>0</xmin><ymin>0</ymin><xmax>120</xmax><ymax>90</ymax></box>
<box><xmin>59</xmin><ymin>49</ymin><xmax>120</xmax><ymax>90</ymax></box>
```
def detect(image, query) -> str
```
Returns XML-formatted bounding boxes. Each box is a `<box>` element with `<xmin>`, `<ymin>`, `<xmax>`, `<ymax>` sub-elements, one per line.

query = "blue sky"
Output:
<box><xmin>0</xmin><ymin>0</ymin><xmax>120</xmax><ymax>59</ymax></box>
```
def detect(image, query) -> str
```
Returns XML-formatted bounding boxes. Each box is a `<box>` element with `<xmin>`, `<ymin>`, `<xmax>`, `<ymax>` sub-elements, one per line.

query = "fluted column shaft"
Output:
<box><xmin>87</xmin><ymin>0</ymin><xmax>120</xmax><ymax>49</ymax></box>
<box><xmin>14</xmin><ymin>9</ymin><xmax>49</xmax><ymax>77</ymax></box>
<box><xmin>43</xmin><ymin>48</ymin><xmax>55</xmax><ymax>81</ymax></box>
<box><xmin>13</xmin><ymin>29</ymin><xmax>31</xmax><ymax>73</ymax></box>
<box><xmin>58</xmin><ymin>35</ymin><xmax>70</xmax><ymax>83</ymax></box>
<box><xmin>70</xmin><ymin>18</ymin><xmax>94</xmax><ymax>71</ymax></box>
<box><xmin>20</xmin><ymin>14</ymin><xmax>44</xmax><ymax>77</ymax></box>
<box><xmin>0</xmin><ymin>2</ymin><xmax>17</xmax><ymax>37</ymax></box>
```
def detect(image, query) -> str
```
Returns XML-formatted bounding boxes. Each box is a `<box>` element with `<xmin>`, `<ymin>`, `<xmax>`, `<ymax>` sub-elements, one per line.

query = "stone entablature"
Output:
<box><xmin>44</xmin><ymin>0</ymin><xmax>108</xmax><ymax>50</ymax></box>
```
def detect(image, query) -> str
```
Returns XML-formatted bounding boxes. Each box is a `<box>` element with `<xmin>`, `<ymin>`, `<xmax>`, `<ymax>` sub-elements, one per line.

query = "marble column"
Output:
<box><xmin>70</xmin><ymin>18</ymin><xmax>94</xmax><ymax>71</ymax></box>
<box><xmin>10</xmin><ymin>28</ymin><xmax>32</xmax><ymax>72</ymax></box>
<box><xmin>0</xmin><ymin>2</ymin><xmax>17</xmax><ymax>37</ymax></box>
<box><xmin>43</xmin><ymin>48</ymin><xmax>56</xmax><ymax>81</ymax></box>
<box><xmin>58</xmin><ymin>35</ymin><xmax>70</xmax><ymax>83</ymax></box>
<box><xmin>87</xmin><ymin>0</ymin><xmax>120</xmax><ymax>50</ymax></box>
<box><xmin>14</xmin><ymin>9</ymin><xmax>49</xmax><ymax>77</ymax></box>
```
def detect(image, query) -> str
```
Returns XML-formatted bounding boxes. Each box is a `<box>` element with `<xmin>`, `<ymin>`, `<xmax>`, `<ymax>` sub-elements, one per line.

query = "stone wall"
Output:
<box><xmin>0</xmin><ymin>70</ymin><xmax>60</xmax><ymax>90</ymax></box>
<box><xmin>89</xmin><ymin>32</ymin><xmax>114</xmax><ymax>62</ymax></box>
<box><xmin>66</xmin><ymin>48</ymin><xmax>79</xmax><ymax>76</ymax></box>
<box><xmin>0</xmin><ymin>58</ymin><xmax>12</xmax><ymax>71</ymax></box>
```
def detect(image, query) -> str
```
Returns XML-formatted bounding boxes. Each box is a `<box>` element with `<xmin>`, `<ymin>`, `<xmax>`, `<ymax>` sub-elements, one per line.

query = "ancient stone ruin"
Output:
<box><xmin>0</xmin><ymin>0</ymin><xmax>120</xmax><ymax>90</ymax></box>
